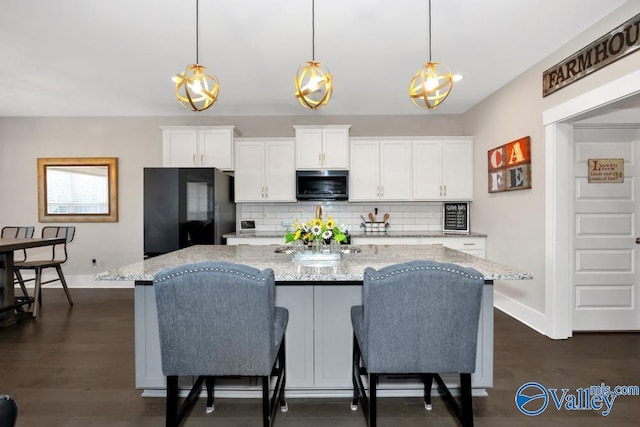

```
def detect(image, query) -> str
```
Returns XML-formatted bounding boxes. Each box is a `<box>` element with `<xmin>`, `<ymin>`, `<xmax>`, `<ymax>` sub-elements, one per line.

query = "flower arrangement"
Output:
<box><xmin>284</xmin><ymin>215</ymin><xmax>347</xmax><ymax>246</ymax></box>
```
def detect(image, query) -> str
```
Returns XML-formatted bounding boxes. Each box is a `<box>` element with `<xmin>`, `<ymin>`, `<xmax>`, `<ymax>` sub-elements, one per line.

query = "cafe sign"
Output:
<box><xmin>588</xmin><ymin>158</ymin><xmax>624</xmax><ymax>183</ymax></box>
<box><xmin>488</xmin><ymin>136</ymin><xmax>531</xmax><ymax>193</ymax></box>
<box><xmin>543</xmin><ymin>12</ymin><xmax>640</xmax><ymax>97</ymax></box>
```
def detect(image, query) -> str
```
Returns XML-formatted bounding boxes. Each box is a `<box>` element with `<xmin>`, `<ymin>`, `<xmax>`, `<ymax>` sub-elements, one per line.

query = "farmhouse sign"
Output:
<box><xmin>543</xmin><ymin>12</ymin><xmax>640</xmax><ymax>97</ymax></box>
<box><xmin>488</xmin><ymin>136</ymin><xmax>531</xmax><ymax>193</ymax></box>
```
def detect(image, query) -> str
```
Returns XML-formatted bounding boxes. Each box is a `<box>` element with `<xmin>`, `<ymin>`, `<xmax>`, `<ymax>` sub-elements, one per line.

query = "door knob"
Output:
<box><xmin>636</xmin><ymin>237</ymin><xmax>640</xmax><ymax>244</ymax></box>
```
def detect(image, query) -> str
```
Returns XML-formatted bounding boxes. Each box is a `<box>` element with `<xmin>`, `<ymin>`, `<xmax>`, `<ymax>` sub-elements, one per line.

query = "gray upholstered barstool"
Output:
<box><xmin>154</xmin><ymin>261</ymin><xmax>289</xmax><ymax>427</ymax></box>
<box><xmin>350</xmin><ymin>260</ymin><xmax>484</xmax><ymax>427</ymax></box>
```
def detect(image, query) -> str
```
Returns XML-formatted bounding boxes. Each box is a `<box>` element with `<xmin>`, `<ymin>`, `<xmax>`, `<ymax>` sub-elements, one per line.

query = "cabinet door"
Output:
<box><xmin>442</xmin><ymin>139</ymin><xmax>474</xmax><ymax>200</ymax></box>
<box><xmin>321</xmin><ymin>128</ymin><xmax>350</xmax><ymax>169</ymax></box>
<box><xmin>162</xmin><ymin>129</ymin><xmax>198</xmax><ymax>167</ymax></box>
<box><xmin>295</xmin><ymin>128</ymin><xmax>323</xmax><ymax>169</ymax></box>
<box><xmin>234</xmin><ymin>140</ymin><xmax>266</xmax><ymax>202</ymax></box>
<box><xmin>349</xmin><ymin>140</ymin><xmax>380</xmax><ymax>201</ymax></box>
<box><xmin>265</xmin><ymin>140</ymin><xmax>296</xmax><ymax>201</ymax></box>
<box><xmin>412</xmin><ymin>140</ymin><xmax>444</xmax><ymax>200</ymax></box>
<box><xmin>313</xmin><ymin>285</ymin><xmax>362</xmax><ymax>388</ymax></box>
<box><xmin>199</xmin><ymin>127</ymin><xmax>234</xmax><ymax>170</ymax></box>
<box><xmin>379</xmin><ymin>140</ymin><xmax>411</xmax><ymax>200</ymax></box>
<box><xmin>276</xmin><ymin>286</ymin><xmax>315</xmax><ymax>388</ymax></box>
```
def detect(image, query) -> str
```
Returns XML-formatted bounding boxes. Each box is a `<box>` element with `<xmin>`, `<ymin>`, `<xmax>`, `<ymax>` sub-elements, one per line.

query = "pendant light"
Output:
<box><xmin>294</xmin><ymin>0</ymin><xmax>333</xmax><ymax>110</ymax></box>
<box><xmin>173</xmin><ymin>0</ymin><xmax>220</xmax><ymax>112</ymax></box>
<box><xmin>409</xmin><ymin>0</ymin><xmax>453</xmax><ymax>110</ymax></box>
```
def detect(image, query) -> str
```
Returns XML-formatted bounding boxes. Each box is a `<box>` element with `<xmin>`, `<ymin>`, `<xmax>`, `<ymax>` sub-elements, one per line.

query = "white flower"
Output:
<box><xmin>322</xmin><ymin>230</ymin><xmax>333</xmax><ymax>240</ymax></box>
<box><xmin>311</xmin><ymin>225</ymin><xmax>322</xmax><ymax>236</ymax></box>
<box><xmin>339</xmin><ymin>223</ymin><xmax>347</xmax><ymax>233</ymax></box>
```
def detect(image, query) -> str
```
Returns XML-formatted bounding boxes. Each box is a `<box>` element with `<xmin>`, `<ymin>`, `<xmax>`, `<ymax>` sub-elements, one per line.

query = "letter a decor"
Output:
<box><xmin>487</xmin><ymin>136</ymin><xmax>531</xmax><ymax>193</ymax></box>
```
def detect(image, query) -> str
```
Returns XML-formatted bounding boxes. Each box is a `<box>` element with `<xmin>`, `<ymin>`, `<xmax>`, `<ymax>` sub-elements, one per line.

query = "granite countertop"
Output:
<box><xmin>96</xmin><ymin>244</ymin><xmax>531</xmax><ymax>282</ymax></box>
<box><xmin>224</xmin><ymin>231</ymin><xmax>487</xmax><ymax>239</ymax></box>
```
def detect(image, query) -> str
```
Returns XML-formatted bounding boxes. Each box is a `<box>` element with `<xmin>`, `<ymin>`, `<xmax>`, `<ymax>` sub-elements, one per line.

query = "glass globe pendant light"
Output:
<box><xmin>173</xmin><ymin>0</ymin><xmax>220</xmax><ymax>112</ymax></box>
<box><xmin>294</xmin><ymin>0</ymin><xmax>333</xmax><ymax>110</ymax></box>
<box><xmin>409</xmin><ymin>0</ymin><xmax>453</xmax><ymax>110</ymax></box>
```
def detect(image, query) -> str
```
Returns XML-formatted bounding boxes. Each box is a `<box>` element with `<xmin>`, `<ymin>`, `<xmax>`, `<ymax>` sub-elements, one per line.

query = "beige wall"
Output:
<box><xmin>462</xmin><ymin>1</ymin><xmax>640</xmax><ymax>319</ymax></box>
<box><xmin>0</xmin><ymin>115</ymin><xmax>463</xmax><ymax>277</ymax></box>
<box><xmin>2</xmin><ymin>2</ymin><xmax>639</xmax><ymax>333</ymax></box>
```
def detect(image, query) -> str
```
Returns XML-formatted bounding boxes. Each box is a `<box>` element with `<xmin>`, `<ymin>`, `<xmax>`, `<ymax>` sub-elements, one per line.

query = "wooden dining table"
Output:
<box><xmin>0</xmin><ymin>237</ymin><xmax>65</xmax><ymax>326</ymax></box>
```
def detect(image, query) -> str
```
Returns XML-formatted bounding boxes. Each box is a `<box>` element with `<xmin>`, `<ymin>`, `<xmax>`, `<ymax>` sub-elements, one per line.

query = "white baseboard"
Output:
<box><xmin>494</xmin><ymin>291</ymin><xmax>548</xmax><ymax>337</ymax></box>
<box><xmin>14</xmin><ymin>274</ymin><xmax>133</xmax><ymax>289</ymax></box>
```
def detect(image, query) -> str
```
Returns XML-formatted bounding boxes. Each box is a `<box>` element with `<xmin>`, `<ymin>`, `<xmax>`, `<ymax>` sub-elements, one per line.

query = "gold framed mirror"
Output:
<box><xmin>37</xmin><ymin>157</ymin><xmax>118</xmax><ymax>223</ymax></box>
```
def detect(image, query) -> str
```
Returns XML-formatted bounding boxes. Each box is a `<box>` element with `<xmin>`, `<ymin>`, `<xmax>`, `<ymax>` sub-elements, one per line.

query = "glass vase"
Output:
<box><xmin>312</xmin><ymin>239</ymin><xmax>323</xmax><ymax>254</ymax></box>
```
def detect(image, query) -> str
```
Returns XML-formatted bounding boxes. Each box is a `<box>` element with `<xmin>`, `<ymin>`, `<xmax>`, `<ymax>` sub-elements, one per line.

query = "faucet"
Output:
<box><xmin>315</xmin><ymin>204</ymin><xmax>323</xmax><ymax>220</ymax></box>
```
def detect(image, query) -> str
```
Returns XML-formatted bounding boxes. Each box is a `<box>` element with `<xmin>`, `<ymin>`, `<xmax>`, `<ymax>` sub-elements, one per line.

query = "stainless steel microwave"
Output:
<box><xmin>296</xmin><ymin>170</ymin><xmax>348</xmax><ymax>201</ymax></box>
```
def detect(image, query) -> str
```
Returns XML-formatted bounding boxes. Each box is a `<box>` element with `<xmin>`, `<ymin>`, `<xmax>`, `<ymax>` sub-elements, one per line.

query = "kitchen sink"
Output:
<box><xmin>273</xmin><ymin>245</ymin><xmax>361</xmax><ymax>254</ymax></box>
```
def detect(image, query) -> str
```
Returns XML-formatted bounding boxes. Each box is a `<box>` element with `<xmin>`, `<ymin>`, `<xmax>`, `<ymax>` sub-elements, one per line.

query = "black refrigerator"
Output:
<box><xmin>143</xmin><ymin>168</ymin><xmax>235</xmax><ymax>258</ymax></box>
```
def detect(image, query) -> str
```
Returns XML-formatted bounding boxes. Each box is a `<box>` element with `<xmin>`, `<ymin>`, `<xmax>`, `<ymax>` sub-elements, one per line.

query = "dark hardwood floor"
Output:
<box><xmin>1</xmin><ymin>288</ymin><xmax>639</xmax><ymax>426</ymax></box>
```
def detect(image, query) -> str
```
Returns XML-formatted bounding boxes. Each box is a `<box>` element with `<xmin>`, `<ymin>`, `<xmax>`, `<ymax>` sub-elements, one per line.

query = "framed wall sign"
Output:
<box><xmin>588</xmin><ymin>158</ymin><xmax>624</xmax><ymax>183</ymax></box>
<box><xmin>488</xmin><ymin>136</ymin><xmax>532</xmax><ymax>193</ymax></box>
<box><xmin>443</xmin><ymin>202</ymin><xmax>469</xmax><ymax>234</ymax></box>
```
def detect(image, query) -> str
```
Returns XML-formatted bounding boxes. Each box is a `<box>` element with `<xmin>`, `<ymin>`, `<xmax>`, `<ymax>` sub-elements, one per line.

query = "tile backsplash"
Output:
<box><xmin>237</xmin><ymin>201</ymin><xmax>446</xmax><ymax>233</ymax></box>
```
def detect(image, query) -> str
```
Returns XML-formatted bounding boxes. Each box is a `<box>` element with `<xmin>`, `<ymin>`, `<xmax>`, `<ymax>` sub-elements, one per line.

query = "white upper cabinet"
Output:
<box><xmin>234</xmin><ymin>138</ymin><xmax>296</xmax><ymax>203</ymax></box>
<box><xmin>294</xmin><ymin>125</ymin><xmax>350</xmax><ymax>170</ymax></box>
<box><xmin>349</xmin><ymin>139</ymin><xmax>412</xmax><ymax>201</ymax></box>
<box><xmin>161</xmin><ymin>126</ymin><xmax>235</xmax><ymax>170</ymax></box>
<box><xmin>412</xmin><ymin>138</ymin><xmax>473</xmax><ymax>201</ymax></box>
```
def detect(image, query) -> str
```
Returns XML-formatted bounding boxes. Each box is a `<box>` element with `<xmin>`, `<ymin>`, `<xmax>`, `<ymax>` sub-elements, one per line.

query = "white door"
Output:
<box><xmin>442</xmin><ymin>139</ymin><xmax>474</xmax><ymax>200</ymax></box>
<box><xmin>412</xmin><ymin>139</ymin><xmax>443</xmax><ymax>200</ymax></box>
<box><xmin>379</xmin><ymin>140</ymin><xmax>411</xmax><ymax>200</ymax></box>
<box><xmin>573</xmin><ymin>135</ymin><xmax>639</xmax><ymax>331</ymax></box>
<box><xmin>234</xmin><ymin>140</ymin><xmax>266</xmax><ymax>202</ymax></box>
<box><xmin>264</xmin><ymin>139</ymin><xmax>296</xmax><ymax>202</ymax></box>
<box><xmin>349</xmin><ymin>140</ymin><xmax>380</xmax><ymax>201</ymax></box>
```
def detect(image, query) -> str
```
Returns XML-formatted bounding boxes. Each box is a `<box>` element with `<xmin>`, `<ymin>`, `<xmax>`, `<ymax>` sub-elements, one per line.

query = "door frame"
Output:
<box><xmin>542</xmin><ymin>69</ymin><xmax>640</xmax><ymax>339</ymax></box>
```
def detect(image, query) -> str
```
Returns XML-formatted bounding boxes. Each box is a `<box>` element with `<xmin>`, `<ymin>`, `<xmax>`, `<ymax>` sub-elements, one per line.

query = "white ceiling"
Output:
<box><xmin>0</xmin><ymin>0</ymin><xmax>629</xmax><ymax>117</ymax></box>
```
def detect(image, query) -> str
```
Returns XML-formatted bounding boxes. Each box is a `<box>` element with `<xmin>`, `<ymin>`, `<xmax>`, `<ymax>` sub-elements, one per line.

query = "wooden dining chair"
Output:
<box><xmin>14</xmin><ymin>226</ymin><xmax>75</xmax><ymax>318</ymax></box>
<box><xmin>1</xmin><ymin>226</ymin><xmax>36</xmax><ymax>298</ymax></box>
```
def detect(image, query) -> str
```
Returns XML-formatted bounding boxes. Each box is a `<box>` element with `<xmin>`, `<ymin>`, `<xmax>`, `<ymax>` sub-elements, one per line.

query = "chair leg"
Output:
<box><xmin>32</xmin><ymin>268</ymin><xmax>43</xmax><ymax>318</ymax></box>
<box><xmin>205</xmin><ymin>376</ymin><xmax>215</xmax><ymax>413</ymax></box>
<box><xmin>369</xmin><ymin>373</ymin><xmax>377</xmax><ymax>427</ymax></box>
<box><xmin>166</xmin><ymin>376</ymin><xmax>178</xmax><ymax>427</ymax></box>
<box><xmin>350</xmin><ymin>334</ymin><xmax>360</xmax><ymax>411</ymax></box>
<box><xmin>261</xmin><ymin>376</ymin><xmax>270</xmax><ymax>427</ymax></box>
<box><xmin>423</xmin><ymin>374</ymin><xmax>434</xmax><ymax>410</ymax></box>
<box><xmin>277</xmin><ymin>338</ymin><xmax>288</xmax><ymax>412</ymax></box>
<box><xmin>460</xmin><ymin>373</ymin><xmax>474</xmax><ymax>427</ymax></box>
<box><xmin>55</xmin><ymin>265</ymin><xmax>73</xmax><ymax>306</ymax></box>
<box><xmin>14</xmin><ymin>270</ymin><xmax>29</xmax><ymax>298</ymax></box>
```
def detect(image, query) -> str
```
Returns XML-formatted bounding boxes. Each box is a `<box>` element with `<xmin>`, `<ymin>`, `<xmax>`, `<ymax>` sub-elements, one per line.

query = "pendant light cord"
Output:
<box><xmin>195</xmin><ymin>0</ymin><xmax>200</xmax><ymax>64</ymax></box>
<box><xmin>312</xmin><ymin>0</ymin><xmax>315</xmax><ymax>61</ymax></box>
<box><xmin>428</xmin><ymin>0</ymin><xmax>432</xmax><ymax>61</ymax></box>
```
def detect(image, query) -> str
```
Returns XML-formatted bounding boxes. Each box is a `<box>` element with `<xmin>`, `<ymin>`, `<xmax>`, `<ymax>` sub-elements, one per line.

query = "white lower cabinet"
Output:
<box><xmin>350</xmin><ymin>236</ymin><xmax>486</xmax><ymax>258</ymax></box>
<box><xmin>275</xmin><ymin>286</ymin><xmax>315</xmax><ymax>388</ymax></box>
<box><xmin>313</xmin><ymin>286</ymin><xmax>362</xmax><ymax>388</ymax></box>
<box><xmin>276</xmin><ymin>285</ymin><xmax>362</xmax><ymax>390</ymax></box>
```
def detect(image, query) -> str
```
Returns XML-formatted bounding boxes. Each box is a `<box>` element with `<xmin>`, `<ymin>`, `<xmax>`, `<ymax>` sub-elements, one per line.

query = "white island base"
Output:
<box><xmin>96</xmin><ymin>244</ymin><xmax>531</xmax><ymax>399</ymax></box>
<box><xmin>135</xmin><ymin>281</ymin><xmax>494</xmax><ymax>399</ymax></box>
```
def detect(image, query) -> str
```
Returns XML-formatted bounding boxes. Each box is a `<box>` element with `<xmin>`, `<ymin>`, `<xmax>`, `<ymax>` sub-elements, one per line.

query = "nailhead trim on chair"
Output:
<box><xmin>154</xmin><ymin>266</ymin><xmax>268</xmax><ymax>283</ymax></box>
<box><xmin>365</xmin><ymin>264</ymin><xmax>483</xmax><ymax>281</ymax></box>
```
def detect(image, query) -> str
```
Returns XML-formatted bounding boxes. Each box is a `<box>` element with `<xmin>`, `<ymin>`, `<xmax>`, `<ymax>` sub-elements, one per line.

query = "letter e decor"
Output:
<box><xmin>487</xmin><ymin>137</ymin><xmax>531</xmax><ymax>193</ymax></box>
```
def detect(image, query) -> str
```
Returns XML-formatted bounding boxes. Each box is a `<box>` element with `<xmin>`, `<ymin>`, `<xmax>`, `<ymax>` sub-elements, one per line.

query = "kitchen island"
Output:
<box><xmin>97</xmin><ymin>244</ymin><xmax>531</xmax><ymax>398</ymax></box>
